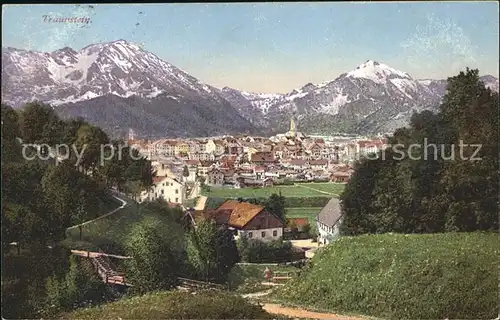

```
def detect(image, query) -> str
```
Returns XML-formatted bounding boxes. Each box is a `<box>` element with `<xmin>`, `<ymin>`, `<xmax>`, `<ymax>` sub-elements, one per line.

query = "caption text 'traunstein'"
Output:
<box><xmin>42</xmin><ymin>15</ymin><xmax>91</xmax><ymax>24</ymax></box>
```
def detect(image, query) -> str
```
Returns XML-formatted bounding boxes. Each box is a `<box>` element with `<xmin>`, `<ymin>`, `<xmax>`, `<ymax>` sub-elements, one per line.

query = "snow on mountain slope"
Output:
<box><xmin>2</xmin><ymin>40</ymin><xmax>224</xmax><ymax>108</ymax></box>
<box><xmin>222</xmin><ymin>60</ymin><xmax>498</xmax><ymax>135</ymax></box>
<box><xmin>481</xmin><ymin>75</ymin><xmax>499</xmax><ymax>92</ymax></box>
<box><xmin>2</xmin><ymin>40</ymin><xmax>257</xmax><ymax>138</ymax></box>
<box><xmin>346</xmin><ymin>60</ymin><xmax>412</xmax><ymax>84</ymax></box>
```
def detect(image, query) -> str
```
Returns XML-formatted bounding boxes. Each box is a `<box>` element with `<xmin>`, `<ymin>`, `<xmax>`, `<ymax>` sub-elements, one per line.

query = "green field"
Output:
<box><xmin>63</xmin><ymin>200</ymin><xmax>184</xmax><ymax>255</ymax></box>
<box><xmin>204</xmin><ymin>183</ymin><xmax>345</xmax><ymax>198</ymax></box>
<box><xmin>286</xmin><ymin>207</ymin><xmax>322</xmax><ymax>223</ymax></box>
<box><xmin>295</xmin><ymin>183</ymin><xmax>345</xmax><ymax>195</ymax></box>
<box><xmin>272</xmin><ymin>232</ymin><xmax>499</xmax><ymax>319</ymax></box>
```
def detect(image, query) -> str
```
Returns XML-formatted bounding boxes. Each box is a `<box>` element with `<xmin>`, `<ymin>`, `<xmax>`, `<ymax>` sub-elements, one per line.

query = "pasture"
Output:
<box><xmin>203</xmin><ymin>183</ymin><xmax>345</xmax><ymax>198</ymax></box>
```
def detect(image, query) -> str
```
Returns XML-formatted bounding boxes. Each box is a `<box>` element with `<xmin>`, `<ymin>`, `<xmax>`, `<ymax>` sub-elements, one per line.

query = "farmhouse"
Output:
<box><xmin>315</xmin><ymin>197</ymin><xmax>343</xmax><ymax>245</ymax></box>
<box><xmin>196</xmin><ymin>200</ymin><xmax>284</xmax><ymax>241</ymax></box>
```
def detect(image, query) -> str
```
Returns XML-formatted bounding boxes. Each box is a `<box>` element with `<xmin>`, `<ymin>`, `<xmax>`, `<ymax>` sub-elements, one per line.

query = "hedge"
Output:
<box><xmin>205</xmin><ymin>196</ymin><xmax>331</xmax><ymax>209</ymax></box>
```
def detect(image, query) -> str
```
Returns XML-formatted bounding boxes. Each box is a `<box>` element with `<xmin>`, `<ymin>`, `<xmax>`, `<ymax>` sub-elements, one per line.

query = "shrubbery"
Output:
<box><xmin>274</xmin><ymin>178</ymin><xmax>295</xmax><ymax>185</ymax></box>
<box><xmin>206</xmin><ymin>196</ymin><xmax>330</xmax><ymax>209</ymax></box>
<box><xmin>45</xmin><ymin>256</ymin><xmax>112</xmax><ymax>315</ymax></box>
<box><xmin>237</xmin><ymin>238</ymin><xmax>302</xmax><ymax>263</ymax></box>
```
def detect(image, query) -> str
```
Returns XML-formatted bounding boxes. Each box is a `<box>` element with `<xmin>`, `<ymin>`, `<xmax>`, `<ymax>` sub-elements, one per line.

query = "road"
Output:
<box><xmin>66</xmin><ymin>191</ymin><xmax>129</xmax><ymax>231</ymax></box>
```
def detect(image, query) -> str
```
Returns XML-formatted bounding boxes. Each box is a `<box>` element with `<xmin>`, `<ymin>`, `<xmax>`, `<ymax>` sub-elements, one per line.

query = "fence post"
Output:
<box><xmin>87</xmin><ymin>250</ymin><xmax>90</xmax><ymax>258</ymax></box>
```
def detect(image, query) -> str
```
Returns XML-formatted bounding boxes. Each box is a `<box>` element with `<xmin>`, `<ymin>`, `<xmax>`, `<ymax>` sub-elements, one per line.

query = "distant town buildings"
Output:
<box><xmin>128</xmin><ymin>116</ymin><xmax>388</xmax><ymax>201</ymax></box>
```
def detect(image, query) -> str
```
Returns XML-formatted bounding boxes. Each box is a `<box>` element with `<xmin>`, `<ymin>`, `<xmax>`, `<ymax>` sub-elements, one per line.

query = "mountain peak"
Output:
<box><xmin>360</xmin><ymin>60</ymin><xmax>380</xmax><ymax>67</ymax></box>
<box><xmin>347</xmin><ymin>60</ymin><xmax>412</xmax><ymax>83</ymax></box>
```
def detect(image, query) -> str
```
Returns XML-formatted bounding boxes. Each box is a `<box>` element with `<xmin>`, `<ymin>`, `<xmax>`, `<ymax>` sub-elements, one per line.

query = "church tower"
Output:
<box><xmin>128</xmin><ymin>128</ymin><xmax>136</xmax><ymax>141</ymax></box>
<box><xmin>289</xmin><ymin>116</ymin><xmax>297</xmax><ymax>137</ymax></box>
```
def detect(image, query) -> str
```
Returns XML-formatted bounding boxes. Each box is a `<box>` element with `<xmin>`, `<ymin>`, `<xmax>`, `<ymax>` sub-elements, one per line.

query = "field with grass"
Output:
<box><xmin>286</xmin><ymin>207</ymin><xmax>322</xmax><ymax>222</ymax></box>
<box><xmin>203</xmin><ymin>183</ymin><xmax>345</xmax><ymax>198</ymax></box>
<box><xmin>271</xmin><ymin>232</ymin><xmax>499</xmax><ymax>320</ymax></box>
<box><xmin>228</xmin><ymin>263</ymin><xmax>299</xmax><ymax>294</ymax></box>
<box><xmin>60</xmin><ymin>291</ymin><xmax>277</xmax><ymax>319</ymax></box>
<box><xmin>295</xmin><ymin>182</ymin><xmax>345</xmax><ymax>195</ymax></box>
<box><xmin>63</xmin><ymin>201</ymin><xmax>184</xmax><ymax>255</ymax></box>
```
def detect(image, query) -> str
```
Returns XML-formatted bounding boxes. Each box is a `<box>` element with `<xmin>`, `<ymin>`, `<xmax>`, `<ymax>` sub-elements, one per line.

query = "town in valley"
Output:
<box><xmin>1</xmin><ymin>2</ymin><xmax>498</xmax><ymax>320</ymax></box>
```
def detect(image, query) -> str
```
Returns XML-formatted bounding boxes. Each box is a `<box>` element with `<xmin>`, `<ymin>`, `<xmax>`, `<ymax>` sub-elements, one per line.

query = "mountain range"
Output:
<box><xmin>2</xmin><ymin>40</ymin><xmax>498</xmax><ymax>138</ymax></box>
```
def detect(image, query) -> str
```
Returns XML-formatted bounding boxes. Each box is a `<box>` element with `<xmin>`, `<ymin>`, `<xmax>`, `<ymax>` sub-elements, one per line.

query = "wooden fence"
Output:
<box><xmin>177</xmin><ymin>277</ymin><xmax>226</xmax><ymax>291</ymax></box>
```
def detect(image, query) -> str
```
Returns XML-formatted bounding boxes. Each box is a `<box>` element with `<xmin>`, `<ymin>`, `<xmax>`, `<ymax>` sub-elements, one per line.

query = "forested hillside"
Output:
<box><xmin>1</xmin><ymin>102</ymin><xmax>154</xmax><ymax>318</ymax></box>
<box><xmin>340</xmin><ymin>69</ymin><xmax>499</xmax><ymax>234</ymax></box>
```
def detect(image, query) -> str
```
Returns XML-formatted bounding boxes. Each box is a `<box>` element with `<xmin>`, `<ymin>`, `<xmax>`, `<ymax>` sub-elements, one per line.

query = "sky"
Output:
<box><xmin>2</xmin><ymin>2</ymin><xmax>499</xmax><ymax>93</ymax></box>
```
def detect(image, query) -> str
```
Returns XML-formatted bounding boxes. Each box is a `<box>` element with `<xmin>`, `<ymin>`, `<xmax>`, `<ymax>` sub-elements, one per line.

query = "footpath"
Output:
<box><xmin>242</xmin><ymin>288</ymin><xmax>365</xmax><ymax>320</ymax></box>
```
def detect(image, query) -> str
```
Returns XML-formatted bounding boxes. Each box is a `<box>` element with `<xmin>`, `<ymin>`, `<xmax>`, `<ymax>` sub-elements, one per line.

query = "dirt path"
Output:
<box><xmin>241</xmin><ymin>287</ymin><xmax>365</xmax><ymax>320</ymax></box>
<box><xmin>66</xmin><ymin>192</ymin><xmax>128</xmax><ymax>230</ymax></box>
<box><xmin>262</xmin><ymin>303</ymin><xmax>364</xmax><ymax>320</ymax></box>
<box><xmin>194</xmin><ymin>195</ymin><xmax>208</xmax><ymax>210</ymax></box>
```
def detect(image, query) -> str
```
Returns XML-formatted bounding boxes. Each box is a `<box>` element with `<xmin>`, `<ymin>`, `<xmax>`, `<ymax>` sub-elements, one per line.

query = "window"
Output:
<box><xmin>248</xmin><ymin>232</ymin><xmax>253</xmax><ymax>238</ymax></box>
<box><xmin>261</xmin><ymin>231</ymin><xmax>266</xmax><ymax>238</ymax></box>
<box><xmin>175</xmin><ymin>198</ymin><xmax>178</xmax><ymax>203</ymax></box>
<box><xmin>161</xmin><ymin>190</ymin><xmax>164</xmax><ymax>194</ymax></box>
<box><xmin>175</xmin><ymin>189</ymin><xmax>179</xmax><ymax>194</ymax></box>
<box><xmin>273</xmin><ymin>230</ymin><xmax>277</xmax><ymax>237</ymax></box>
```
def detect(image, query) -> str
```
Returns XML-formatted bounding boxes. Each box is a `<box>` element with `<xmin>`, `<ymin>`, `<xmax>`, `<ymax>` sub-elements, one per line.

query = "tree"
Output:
<box><xmin>340</xmin><ymin>68</ymin><xmax>499</xmax><ymax>235</ymax></box>
<box><xmin>125</xmin><ymin>222</ymin><xmax>179</xmax><ymax>294</ymax></box>
<box><xmin>1</xmin><ymin>104</ymin><xmax>22</xmax><ymax>163</ymax></box>
<box><xmin>187</xmin><ymin>219</ymin><xmax>239</xmax><ymax>283</ymax></box>
<box><xmin>74</xmin><ymin>124</ymin><xmax>109</xmax><ymax>172</ymax></box>
<box><xmin>183</xmin><ymin>165</ymin><xmax>190</xmax><ymax>178</ymax></box>
<box><xmin>18</xmin><ymin>101</ymin><xmax>61</xmax><ymax>144</ymax></box>
<box><xmin>45</xmin><ymin>255</ymin><xmax>107</xmax><ymax>314</ymax></box>
<box><xmin>40</xmin><ymin>162</ymin><xmax>96</xmax><ymax>241</ymax></box>
<box><xmin>264</xmin><ymin>193</ymin><xmax>286</xmax><ymax>223</ymax></box>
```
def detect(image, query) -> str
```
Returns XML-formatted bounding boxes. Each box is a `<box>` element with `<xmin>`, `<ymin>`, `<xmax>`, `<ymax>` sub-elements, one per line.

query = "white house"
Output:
<box><xmin>141</xmin><ymin>176</ymin><xmax>185</xmax><ymax>204</ymax></box>
<box><xmin>315</xmin><ymin>197</ymin><xmax>343</xmax><ymax>245</ymax></box>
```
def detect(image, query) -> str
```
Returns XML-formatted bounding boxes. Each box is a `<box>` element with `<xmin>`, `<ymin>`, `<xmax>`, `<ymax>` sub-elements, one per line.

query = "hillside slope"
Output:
<box><xmin>61</xmin><ymin>291</ymin><xmax>275</xmax><ymax>319</ymax></box>
<box><xmin>272</xmin><ymin>232</ymin><xmax>498</xmax><ymax>319</ymax></box>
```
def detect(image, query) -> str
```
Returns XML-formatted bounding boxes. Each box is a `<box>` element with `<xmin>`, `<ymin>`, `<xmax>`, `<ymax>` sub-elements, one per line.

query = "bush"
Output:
<box><xmin>273</xmin><ymin>232</ymin><xmax>499</xmax><ymax>319</ymax></box>
<box><xmin>274</xmin><ymin>178</ymin><xmax>295</xmax><ymax>186</ymax></box>
<box><xmin>44</xmin><ymin>256</ymin><xmax>111</xmax><ymax>315</ymax></box>
<box><xmin>237</xmin><ymin>238</ymin><xmax>301</xmax><ymax>263</ymax></box>
<box><xmin>206</xmin><ymin>196</ymin><xmax>331</xmax><ymax>209</ymax></box>
<box><xmin>61</xmin><ymin>291</ymin><xmax>275</xmax><ymax>319</ymax></box>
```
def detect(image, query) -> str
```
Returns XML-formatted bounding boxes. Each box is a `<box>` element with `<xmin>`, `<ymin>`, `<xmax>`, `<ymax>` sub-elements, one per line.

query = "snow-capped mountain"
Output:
<box><xmin>1</xmin><ymin>40</ymin><xmax>256</xmax><ymax>138</ymax></box>
<box><xmin>3</xmin><ymin>41</ymin><xmax>498</xmax><ymax>137</ymax></box>
<box><xmin>221</xmin><ymin>60</ymin><xmax>499</xmax><ymax>135</ymax></box>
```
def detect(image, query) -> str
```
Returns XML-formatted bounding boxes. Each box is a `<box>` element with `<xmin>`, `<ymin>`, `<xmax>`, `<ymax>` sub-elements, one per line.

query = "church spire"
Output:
<box><xmin>289</xmin><ymin>116</ymin><xmax>296</xmax><ymax>137</ymax></box>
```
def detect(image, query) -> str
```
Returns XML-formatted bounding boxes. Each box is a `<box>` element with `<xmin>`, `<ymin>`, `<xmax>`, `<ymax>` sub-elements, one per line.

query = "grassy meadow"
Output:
<box><xmin>63</xmin><ymin>201</ymin><xmax>184</xmax><ymax>255</ymax></box>
<box><xmin>271</xmin><ymin>232</ymin><xmax>499</xmax><ymax>319</ymax></box>
<box><xmin>203</xmin><ymin>182</ymin><xmax>345</xmax><ymax>198</ymax></box>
